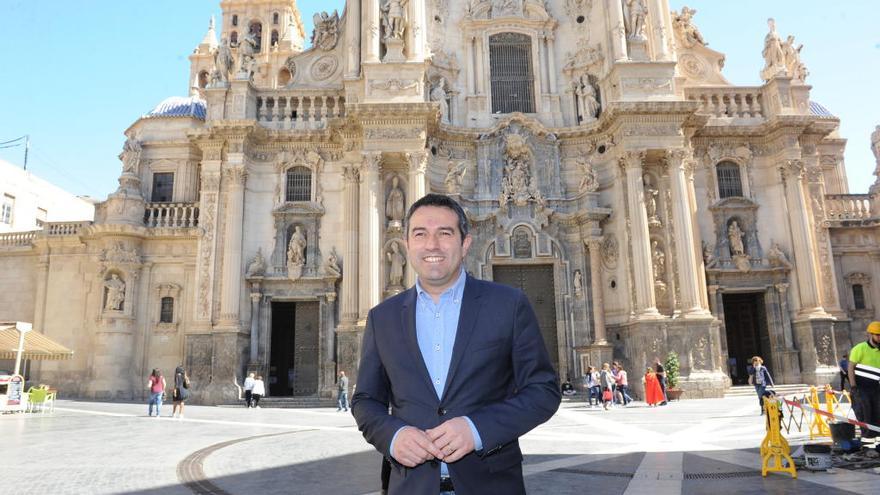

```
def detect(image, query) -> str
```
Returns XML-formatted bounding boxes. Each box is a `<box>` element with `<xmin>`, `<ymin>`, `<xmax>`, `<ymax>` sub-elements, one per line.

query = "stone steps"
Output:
<box><xmin>218</xmin><ymin>396</ymin><xmax>339</xmax><ymax>409</ymax></box>
<box><xmin>723</xmin><ymin>384</ymin><xmax>811</xmax><ymax>398</ymax></box>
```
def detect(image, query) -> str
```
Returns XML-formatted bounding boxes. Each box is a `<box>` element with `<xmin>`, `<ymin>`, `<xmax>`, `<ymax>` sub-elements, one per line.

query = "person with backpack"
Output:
<box><xmin>172</xmin><ymin>365</ymin><xmax>190</xmax><ymax>419</ymax></box>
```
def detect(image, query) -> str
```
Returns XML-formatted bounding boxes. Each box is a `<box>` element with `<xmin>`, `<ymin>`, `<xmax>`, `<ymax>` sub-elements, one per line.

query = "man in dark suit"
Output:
<box><xmin>352</xmin><ymin>194</ymin><xmax>561</xmax><ymax>494</ymax></box>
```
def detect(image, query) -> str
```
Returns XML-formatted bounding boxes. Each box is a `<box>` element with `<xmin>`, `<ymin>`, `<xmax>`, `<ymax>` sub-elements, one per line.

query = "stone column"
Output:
<box><xmin>465</xmin><ymin>36</ymin><xmax>475</xmax><ymax>95</ymax></box>
<box><xmin>341</xmin><ymin>164</ymin><xmax>361</xmax><ymax>325</ymax></box>
<box><xmin>364</xmin><ymin>0</ymin><xmax>380</xmax><ymax>63</ymax></box>
<box><xmin>622</xmin><ymin>151</ymin><xmax>660</xmax><ymax>317</ymax></box>
<box><xmin>780</xmin><ymin>160</ymin><xmax>827</xmax><ymax>317</ymax></box>
<box><xmin>249</xmin><ymin>290</ymin><xmax>261</xmax><ymax>365</ymax></box>
<box><xmin>607</xmin><ymin>0</ymin><xmax>628</xmax><ymax>61</ymax></box>
<box><xmin>322</xmin><ymin>292</ymin><xmax>338</xmax><ymax>395</ymax></box>
<box><xmin>359</xmin><ymin>152</ymin><xmax>383</xmax><ymax>321</ymax></box>
<box><xmin>194</xmin><ymin>141</ymin><xmax>223</xmax><ymax>324</ymax></box>
<box><xmin>405</xmin><ymin>151</ymin><xmax>428</xmax><ymax>286</ymax></box>
<box><xmin>475</xmin><ymin>36</ymin><xmax>485</xmax><ymax>94</ymax></box>
<box><xmin>218</xmin><ymin>165</ymin><xmax>248</xmax><ymax>326</ymax></box>
<box><xmin>546</xmin><ymin>34</ymin><xmax>558</xmax><ymax>94</ymax></box>
<box><xmin>666</xmin><ymin>150</ymin><xmax>709</xmax><ymax>315</ymax></box>
<box><xmin>586</xmin><ymin>238</ymin><xmax>607</xmax><ymax>343</ymax></box>
<box><xmin>649</xmin><ymin>0</ymin><xmax>671</xmax><ymax>60</ymax></box>
<box><xmin>345</xmin><ymin>0</ymin><xmax>361</xmax><ymax>76</ymax></box>
<box><xmin>408</xmin><ymin>0</ymin><xmax>426</xmax><ymax>62</ymax></box>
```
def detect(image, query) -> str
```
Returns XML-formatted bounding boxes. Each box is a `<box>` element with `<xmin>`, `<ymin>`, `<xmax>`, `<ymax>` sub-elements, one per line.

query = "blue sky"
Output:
<box><xmin>1</xmin><ymin>1</ymin><xmax>877</xmax><ymax>199</ymax></box>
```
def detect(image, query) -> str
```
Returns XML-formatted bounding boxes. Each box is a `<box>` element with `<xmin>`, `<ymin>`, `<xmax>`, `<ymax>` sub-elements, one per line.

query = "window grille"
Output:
<box><xmin>489</xmin><ymin>33</ymin><xmax>535</xmax><ymax>114</ymax></box>
<box><xmin>716</xmin><ymin>162</ymin><xmax>743</xmax><ymax>198</ymax></box>
<box><xmin>1</xmin><ymin>194</ymin><xmax>13</xmax><ymax>224</ymax></box>
<box><xmin>151</xmin><ymin>173</ymin><xmax>174</xmax><ymax>202</ymax></box>
<box><xmin>853</xmin><ymin>284</ymin><xmax>866</xmax><ymax>310</ymax></box>
<box><xmin>160</xmin><ymin>297</ymin><xmax>174</xmax><ymax>323</ymax></box>
<box><xmin>286</xmin><ymin>167</ymin><xmax>312</xmax><ymax>202</ymax></box>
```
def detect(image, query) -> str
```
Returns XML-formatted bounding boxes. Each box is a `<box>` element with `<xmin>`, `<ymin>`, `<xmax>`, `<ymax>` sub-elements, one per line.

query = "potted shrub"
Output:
<box><xmin>664</xmin><ymin>351</ymin><xmax>684</xmax><ymax>401</ymax></box>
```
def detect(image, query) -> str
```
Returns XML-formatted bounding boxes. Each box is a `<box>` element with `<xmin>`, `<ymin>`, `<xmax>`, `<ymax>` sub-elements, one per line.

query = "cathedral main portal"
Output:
<box><xmin>492</xmin><ymin>265</ymin><xmax>559</xmax><ymax>371</ymax></box>
<box><xmin>269</xmin><ymin>301</ymin><xmax>319</xmax><ymax>396</ymax></box>
<box><xmin>722</xmin><ymin>292</ymin><xmax>772</xmax><ymax>385</ymax></box>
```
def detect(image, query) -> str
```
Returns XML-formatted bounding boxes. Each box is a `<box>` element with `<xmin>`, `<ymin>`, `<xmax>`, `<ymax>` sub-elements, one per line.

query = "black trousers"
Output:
<box><xmin>245</xmin><ymin>390</ymin><xmax>253</xmax><ymax>407</ymax></box>
<box><xmin>853</xmin><ymin>387</ymin><xmax>880</xmax><ymax>438</ymax></box>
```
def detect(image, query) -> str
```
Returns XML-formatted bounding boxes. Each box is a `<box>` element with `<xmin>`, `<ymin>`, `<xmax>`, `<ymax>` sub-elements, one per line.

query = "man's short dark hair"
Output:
<box><xmin>404</xmin><ymin>193</ymin><xmax>470</xmax><ymax>242</ymax></box>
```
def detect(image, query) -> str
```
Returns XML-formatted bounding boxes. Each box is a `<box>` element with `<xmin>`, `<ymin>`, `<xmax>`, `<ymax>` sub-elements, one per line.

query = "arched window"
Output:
<box><xmin>198</xmin><ymin>70</ymin><xmax>209</xmax><ymax>89</ymax></box>
<box><xmin>271</xmin><ymin>29</ymin><xmax>279</xmax><ymax>47</ymax></box>
<box><xmin>230</xmin><ymin>31</ymin><xmax>238</xmax><ymax>44</ymax></box>
<box><xmin>273</xmin><ymin>12</ymin><xmax>279</xmax><ymax>25</ymax></box>
<box><xmin>286</xmin><ymin>167</ymin><xmax>312</xmax><ymax>202</ymax></box>
<box><xmin>489</xmin><ymin>33</ymin><xmax>535</xmax><ymax>114</ymax></box>
<box><xmin>716</xmin><ymin>161</ymin><xmax>743</xmax><ymax>198</ymax></box>
<box><xmin>232</xmin><ymin>14</ymin><xmax>239</xmax><ymax>27</ymax></box>
<box><xmin>160</xmin><ymin>297</ymin><xmax>174</xmax><ymax>323</ymax></box>
<box><xmin>249</xmin><ymin>21</ymin><xmax>263</xmax><ymax>52</ymax></box>
<box><xmin>853</xmin><ymin>284</ymin><xmax>866</xmax><ymax>310</ymax></box>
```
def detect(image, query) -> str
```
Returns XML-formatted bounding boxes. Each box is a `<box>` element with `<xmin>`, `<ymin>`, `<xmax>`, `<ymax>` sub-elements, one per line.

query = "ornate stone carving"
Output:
<box><xmin>386</xmin><ymin>175</ymin><xmax>405</xmax><ymax>228</ymax></box>
<box><xmin>817</xmin><ymin>333</ymin><xmax>833</xmax><ymax>366</ymax></box>
<box><xmin>563</xmin><ymin>39</ymin><xmax>604</xmax><ymax>73</ymax></box>
<box><xmin>323</xmin><ymin>248</ymin><xmax>342</xmax><ymax>278</ymax></box>
<box><xmin>781</xmin><ymin>34</ymin><xmax>808</xmax><ymax>81</ymax></box>
<box><xmin>672</xmin><ymin>7</ymin><xmax>707</xmax><ymax>48</ymax></box>
<box><xmin>601</xmin><ymin>234</ymin><xmax>619</xmax><ymax>269</ymax></box>
<box><xmin>381</xmin><ymin>0</ymin><xmax>407</xmax><ymax>41</ymax></box>
<box><xmin>370</xmin><ymin>78</ymin><xmax>420</xmax><ymax>92</ymax></box>
<box><xmin>386</xmin><ymin>241</ymin><xmax>406</xmax><ymax>288</ymax></box>
<box><xmin>430</xmin><ymin>77</ymin><xmax>450</xmax><ymax>124</ymax></box>
<box><xmin>212</xmin><ymin>37</ymin><xmax>234</xmax><ymax>85</ymax></box>
<box><xmin>492</xmin><ymin>0</ymin><xmax>524</xmax><ymax>18</ymax></box>
<box><xmin>245</xmin><ymin>248</ymin><xmax>267</xmax><ymax>277</ymax></box>
<box><xmin>310</xmin><ymin>55</ymin><xmax>338</xmax><ymax>81</ymax></box>
<box><xmin>761</xmin><ymin>18</ymin><xmax>786</xmax><ymax>81</ymax></box>
<box><xmin>694</xmin><ymin>335</ymin><xmax>709</xmax><ymax>369</ymax></box>
<box><xmin>564</xmin><ymin>0</ymin><xmax>593</xmax><ymax>24</ymax></box>
<box><xmin>766</xmin><ymin>242</ymin><xmax>790</xmax><ymax>268</ymax></box>
<box><xmin>499</xmin><ymin>133</ymin><xmax>544</xmax><ymax>207</ymax></box>
<box><xmin>623</xmin><ymin>0</ymin><xmax>648</xmax><ymax>40</ymax></box>
<box><xmin>103</xmin><ymin>274</ymin><xmax>126</xmax><ymax>311</ymax></box>
<box><xmin>119</xmin><ymin>138</ymin><xmax>142</xmax><ymax>174</ymax></box>
<box><xmin>576</xmin><ymin>149</ymin><xmax>599</xmax><ymax>193</ymax></box>
<box><xmin>283</xmin><ymin>56</ymin><xmax>297</xmax><ymax>81</ymax></box>
<box><xmin>574</xmin><ymin>74</ymin><xmax>600</xmax><ymax>123</ymax></box>
<box><xmin>311</xmin><ymin>10</ymin><xmax>340</xmax><ymax>51</ymax></box>
<box><xmin>287</xmin><ymin>225</ymin><xmax>307</xmax><ymax>280</ymax></box>
<box><xmin>236</xmin><ymin>29</ymin><xmax>259</xmax><ymax>80</ymax></box>
<box><xmin>445</xmin><ymin>157</ymin><xmax>467</xmax><ymax>194</ymax></box>
<box><xmin>727</xmin><ymin>220</ymin><xmax>745</xmax><ymax>256</ymax></box>
<box><xmin>643</xmin><ymin>175</ymin><xmax>660</xmax><ymax>227</ymax></box>
<box><xmin>573</xmin><ymin>269</ymin><xmax>583</xmax><ymax>298</ymax></box>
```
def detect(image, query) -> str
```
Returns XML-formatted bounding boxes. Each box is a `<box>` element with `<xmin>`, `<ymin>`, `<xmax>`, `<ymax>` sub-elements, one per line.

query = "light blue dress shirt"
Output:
<box><xmin>390</xmin><ymin>269</ymin><xmax>483</xmax><ymax>476</ymax></box>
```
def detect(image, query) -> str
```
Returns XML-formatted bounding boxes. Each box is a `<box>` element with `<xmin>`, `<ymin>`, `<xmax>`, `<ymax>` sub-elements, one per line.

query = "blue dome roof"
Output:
<box><xmin>145</xmin><ymin>95</ymin><xmax>206</xmax><ymax>120</ymax></box>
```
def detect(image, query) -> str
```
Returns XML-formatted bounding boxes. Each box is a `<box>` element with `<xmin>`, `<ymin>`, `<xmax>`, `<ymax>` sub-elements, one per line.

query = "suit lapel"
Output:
<box><xmin>400</xmin><ymin>288</ymin><xmax>437</xmax><ymax>398</ymax></box>
<box><xmin>441</xmin><ymin>276</ymin><xmax>483</xmax><ymax>403</ymax></box>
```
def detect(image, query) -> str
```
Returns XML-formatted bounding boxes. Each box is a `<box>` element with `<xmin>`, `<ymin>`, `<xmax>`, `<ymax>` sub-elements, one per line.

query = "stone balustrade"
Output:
<box><xmin>144</xmin><ymin>203</ymin><xmax>199</xmax><ymax>228</ymax></box>
<box><xmin>46</xmin><ymin>221</ymin><xmax>89</xmax><ymax>236</ymax></box>
<box><xmin>0</xmin><ymin>230</ymin><xmax>38</xmax><ymax>247</ymax></box>
<box><xmin>256</xmin><ymin>91</ymin><xmax>345</xmax><ymax>130</ymax></box>
<box><xmin>825</xmin><ymin>194</ymin><xmax>873</xmax><ymax>221</ymax></box>
<box><xmin>685</xmin><ymin>87</ymin><xmax>765</xmax><ymax>120</ymax></box>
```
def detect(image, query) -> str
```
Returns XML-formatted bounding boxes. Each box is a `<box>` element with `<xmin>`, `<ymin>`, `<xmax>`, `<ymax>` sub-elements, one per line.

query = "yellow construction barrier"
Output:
<box><xmin>761</xmin><ymin>396</ymin><xmax>797</xmax><ymax>479</ymax></box>
<box><xmin>808</xmin><ymin>386</ymin><xmax>830</xmax><ymax>440</ymax></box>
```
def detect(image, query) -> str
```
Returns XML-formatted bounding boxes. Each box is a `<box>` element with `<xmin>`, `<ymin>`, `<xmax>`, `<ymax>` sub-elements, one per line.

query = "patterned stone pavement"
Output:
<box><xmin>1</xmin><ymin>396</ymin><xmax>876</xmax><ymax>494</ymax></box>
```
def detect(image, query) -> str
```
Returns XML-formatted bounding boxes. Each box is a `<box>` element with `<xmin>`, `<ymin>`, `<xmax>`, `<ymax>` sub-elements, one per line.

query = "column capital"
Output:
<box><xmin>407</xmin><ymin>151</ymin><xmax>428</xmax><ymax>174</ymax></box>
<box><xmin>342</xmin><ymin>163</ymin><xmax>361</xmax><ymax>183</ymax></box>
<box><xmin>250</xmin><ymin>292</ymin><xmax>262</xmax><ymax>303</ymax></box>
<box><xmin>222</xmin><ymin>165</ymin><xmax>248</xmax><ymax>186</ymax></box>
<box><xmin>779</xmin><ymin>159</ymin><xmax>805</xmax><ymax>181</ymax></box>
<box><xmin>619</xmin><ymin>150</ymin><xmax>647</xmax><ymax>170</ymax></box>
<box><xmin>664</xmin><ymin>148</ymin><xmax>692</xmax><ymax>168</ymax></box>
<box><xmin>775</xmin><ymin>282</ymin><xmax>790</xmax><ymax>294</ymax></box>
<box><xmin>196</xmin><ymin>139</ymin><xmax>224</xmax><ymax>161</ymax></box>
<box><xmin>361</xmin><ymin>151</ymin><xmax>382</xmax><ymax>173</ymax></box>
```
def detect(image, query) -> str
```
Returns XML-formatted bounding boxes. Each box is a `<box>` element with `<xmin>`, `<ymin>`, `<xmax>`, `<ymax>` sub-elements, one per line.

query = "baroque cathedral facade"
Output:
<box><xmin>2</xmin><ymin>0</ymin><xmax>879</xmax><ymax>403</ymax></box>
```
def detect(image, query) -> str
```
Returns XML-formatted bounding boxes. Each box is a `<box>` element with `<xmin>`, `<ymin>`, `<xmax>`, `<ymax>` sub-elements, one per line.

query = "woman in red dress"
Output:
<box><xmin>644</xmin><ymin>367</ymin><xmax>664</xmax><ymax>407</ymax></box>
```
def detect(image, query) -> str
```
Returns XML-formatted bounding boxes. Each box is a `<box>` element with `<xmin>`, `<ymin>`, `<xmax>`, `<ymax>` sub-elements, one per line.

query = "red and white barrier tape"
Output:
<box><xmin>781</xmin><ymin>397</ymin><xmax>880</xmax><ymax>434</ymax></box>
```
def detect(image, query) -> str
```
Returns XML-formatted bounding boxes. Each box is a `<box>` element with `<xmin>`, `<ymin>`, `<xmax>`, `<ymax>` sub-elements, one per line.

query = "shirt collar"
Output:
<box><xmin>415</xmin><ymin>268</ymin><xmax>467</xmax><ymax>303</ymax></box>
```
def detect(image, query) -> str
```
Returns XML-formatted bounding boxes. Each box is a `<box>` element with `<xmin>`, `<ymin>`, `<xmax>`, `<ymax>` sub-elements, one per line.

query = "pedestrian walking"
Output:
<box><xmin>838</xmin><ymin>353</ymin><xmax>849</xmax><ymax>392</ymax></box>
<box><xmin>147</xmin><ymin>368</ymin><xmax>166</xmax><ymax>417</ymax></box>
<box><xmin>748</xmin><ymin>356</ymin><xmax>774</xmax><ymax>414</ymax></box>
<box><xmin>847</xmin><ymin>321</ymin><xmax>880</xmax><ymax>440</ymax></box>
<box><xmin>599</xmin><ymin>363</ymin><xmax>615</xmax><ymax>410</ymax></box>
<box><xmin>172</xmin><ymin>365</ymin><xmax>190</xmax><ymax>419</ymax></box>
<box><xmin>614</xmin><ymin>363</ymin><xmax>632</xmax><ymax>406</ymax></box>
<box><xmin>244</xmin><ymin>372</ymin><xmax>255</xmax><ymax>408</ymax></box>
<box><xmin>654</xmin><ymin>357</ymin><xmax>668</xmax><ymax>405</ymax></box>
<box><xmin>252</xmin><ymin>375</ymin><xmax>265</xmax><ymax>408</ymax></box>
<box><xmin>337</xmin><ymin>370</ymin><xmax>349</xmax><ymax>411</ymax></box>
<box><xmin>585</xmin><ymin>367</ymin><xmax>601</xmax><ymax>407</ymax></box>
<box><xmin>644</xmin><ymin>367</ymin><xmax>664</xmax><ymax>407</ymax></box>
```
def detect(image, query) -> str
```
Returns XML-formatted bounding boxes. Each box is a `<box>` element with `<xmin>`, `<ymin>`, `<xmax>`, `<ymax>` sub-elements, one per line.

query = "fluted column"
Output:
<box><xmin>586</xmin><ymin>238</ymin><xmax>607</xmax><ymax>343</ymax></box>
<box><xmin>345</xmin><ymin>0</ymin><xmax>361</xmax><ymax>76</ymax></box>
<box><xmin>666</xmin><ymin>149</ymin><xmax>709</xmax><ymax>315</ymax></box>
<box><xmin>249</xmin><ymin>291</ymin><xmax>261</xmax><ymax>363</ymax></box>
<box><xmin>218</xmin><ymin>165</ymin><xmax>247</xmax><ymax>326</ymax></box>
<box><xmin>607</xmin><ymin>0</ymin><xmax>628</xmax><ymax>61</ymax></box>
<box><xmin>780</xmin><ymin>159</ymin><xmax>826</xmax><ymax>317</ymax></box>
<box><xmin>364</xmin><ymin>0</ymin><xmax>380</xmax><ymax>63</ymax></box>
<box><xmin>341</xmin><ymin>164</ymin><xmax>361</xmax><ymax>325</ymax></box>
<box><xmin>649</xmin><ymin>0</ymin><xmax>671</xmax><ymax>60</ymax></box>
<box><xmin>475</xmin><ymin>36</ymin><xmax>485</xmax><ymax>94</ymax></box>
<box><xmin>359</xmin><ymin>152</ymin><xmax>382</xmax><ymax>320</ymax></box>
<box><xmin>408</xmin><ymin>0</ymin><xmax>426</xmax><ymax>61</ymax></box>
<box><xmin>623</xmin><ymin>151</ymin><xmax>659</xmax><ymax>317</ymax></box>
<box><xmin>194</xmin><ymin>145</ymin><xmax>222</xmax><ymax>323</ymax></box>
<box><xmin>406</xmin><ymin>151</ymin><xmax>428</xmax><ymax>286</ymax></box>
<box><xmin>546</xmin><ymin>34</ymin><xmax>558</xmax><ymax>94</ymax></box>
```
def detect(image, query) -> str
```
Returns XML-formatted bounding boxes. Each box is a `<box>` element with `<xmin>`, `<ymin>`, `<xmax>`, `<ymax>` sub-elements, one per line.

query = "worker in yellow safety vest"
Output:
<box><xmin>848</xmin><ymin>321</ymin><xmax>880</xmax><ymax>439</ymax></box>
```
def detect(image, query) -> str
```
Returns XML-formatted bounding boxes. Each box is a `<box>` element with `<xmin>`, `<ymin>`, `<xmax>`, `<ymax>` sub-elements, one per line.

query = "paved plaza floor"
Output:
<box><xmin>2</xmin><ymin>395</ymin><xmax>877</xmax><ymax>494</ymax></box>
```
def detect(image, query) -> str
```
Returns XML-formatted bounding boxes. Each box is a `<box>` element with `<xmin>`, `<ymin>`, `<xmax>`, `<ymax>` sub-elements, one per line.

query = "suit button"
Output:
<box><xmin>438</xmin><ymin>407</ymin><xmax>447</xmax><ymax>416</ymax></box>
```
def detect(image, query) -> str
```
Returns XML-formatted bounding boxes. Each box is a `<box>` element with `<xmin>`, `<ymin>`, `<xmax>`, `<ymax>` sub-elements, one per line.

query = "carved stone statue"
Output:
<box><xmin>781</xmin><ymin>35</ymin><xmax>808</xmax><ymax>81</ymax></box>
<box><xmin>213</xmin><ymin>38</ymin><xmax>234</xmax><ymax>84</ymax></box>
<box><xmin>624</xmin><ymin>0</ymin><xmax>648</xmax><ymax>40</ymax></box>
<box><xmin>576</xmin><ymin>74</ymin><xmax>600</xmax><ymax>122</ymax></box>
<box><xmin>386</xmin><ymin>175</ymin><xmax>405</xmax><ymax>224</ymax></box>
<box><xmin>643</xmin><ymin>179</ymin><xmax>659</xmax><ymax>222</ymax></box>
<box><xmin>872</xmin><ymin>125</ymin><xmax>880</xmax><ymax>163</ymax></box>
<box><xmin>492</xmin><ymin>0</ymin><xmax>522</xmax><ymax>18</ymax></box>
<box><xmin>311</xmin><ymin>10</ymin><xmax>340</xmax><ymax>51</ymax></box>
<box><xmin>673</xmin><ymin>7</ymin><xmax>706</xmax><ymax>48</ymax></box>
<box><xmin>430</xmin><ymin>78</ymin><xmax>450</xmax><ymax>124</ymax></box>
<box><xmin>246</xmin><ymin>248</ymin><xmax>266</xmax><ymax>277</ymax></box>
<box><xmin>702</xmin><ymin>241</ymin><xmax>716</xmax><ymax>267</ymax></box>
<box><xmin>445</xmin><ymin>159</ymin><xmax>467</xmax><ymax>194</ymax></box>
<box><xmin>761</xmin><ymin>18</ymin><xmax>786</xmax><ymax>81</ymax></box>
<box><xmin>120</xmin><ymin>138</ymin><xmax>142</xmax><ymax>174</ymax></box>
<box><xmin>287</xmin><ymin>226</ymin><xmax>307</xmax><ymax>267</ymax></box>
<box><xmin>386</xmin><ymin>242</ymin><xmax>406</xmax><ymax>287</ymax></box>
<box><xmin>577</xmin><ymin>154</ymin><xmax>599</xmax><ymax>193</ymax></box>
<box><xmin>767</xmin><ymin>242</ymin><xmax>790</xmax><ymax>268</ymax></box>
<box><xmin>104</xmin><ymin>274</ymin><xmax>126</xmax><ymax>311</ymax></box>
<box><xmin>651</xmin><ymin>241</ymin><xmax>666</xmax><ymax>278</ymax></box>
<box><xmin>381</xmin><ymin>0</ymin><xmax>407</xmax><ymax>41</ymax></box>
<box><xmin>728</xmin><ymin>220</ymin><xmax>745</xmax><ymax>256</ymax></box>
<box><xmin>573</xmin><ymin>269</ymin><xmax>583</xmax><ymax>298</ymax></box>
<box><xmin>237</xmin><ymin>30</ymin><xmax>259</xmax><ymax>77</ymax></box>
<box><xmin>323</xmin><ymin>249</ymin><xmax>341</xmax><ymax>277</ymax></box>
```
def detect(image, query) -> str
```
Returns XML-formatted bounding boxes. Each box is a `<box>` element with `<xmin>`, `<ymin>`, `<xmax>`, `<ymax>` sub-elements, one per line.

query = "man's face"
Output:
<box><xmin>406</xmin><ymin>205</ymin><xmax>472</xmax><ymax>296</ymax></box>
<box><xmin>870</xmin><ymin>332</ymin><xmax>880</xmax><ymax>346</ymax></box>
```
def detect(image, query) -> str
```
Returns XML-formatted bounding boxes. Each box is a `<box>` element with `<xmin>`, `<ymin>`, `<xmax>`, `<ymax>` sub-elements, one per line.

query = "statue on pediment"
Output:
<box><xmin>761</xmin><ymin>18</ymin><xmax>786</xmax><ymax>80</ymax></box>
<box><xmin>312</xmin><ymin>11</ymin><xmax>340</xmax><ymax>51</ymax></box>
<box><xmin>492</xmin><ymin>0</ymin><xmax>522</xmax><ymax>17</ymax></box>
<box><xmin>624</xmin><ymin>0</ymin><xmax>648</xmax><ymax>40</ymax></box>
<box><xmin>381</xmin><ymin>0</ymin><xmax>407</xmax><ymax>41</ymax></box>
<box><xmin>246</xmin><ymin>248</ymin><xmax>267</xmax><ymax>277</ymax></box>
<box><xmin>672</xmin><ymin>7</ymin><xmax>707</xmax><ymax>48</ymax></box>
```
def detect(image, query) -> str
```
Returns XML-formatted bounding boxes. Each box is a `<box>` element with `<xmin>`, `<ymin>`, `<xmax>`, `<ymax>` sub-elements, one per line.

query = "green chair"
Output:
<box><xmin>26</xmin><ymin>387</ymin><xmax>47</xmax><ymax>413</ymax></box>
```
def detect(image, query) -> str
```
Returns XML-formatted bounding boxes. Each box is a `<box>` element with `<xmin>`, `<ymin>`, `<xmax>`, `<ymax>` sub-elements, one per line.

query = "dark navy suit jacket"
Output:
<box><xmin>352</xmin><ymin>275</ymin><xmax>561</xmax><ymax>495</ymax></box>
